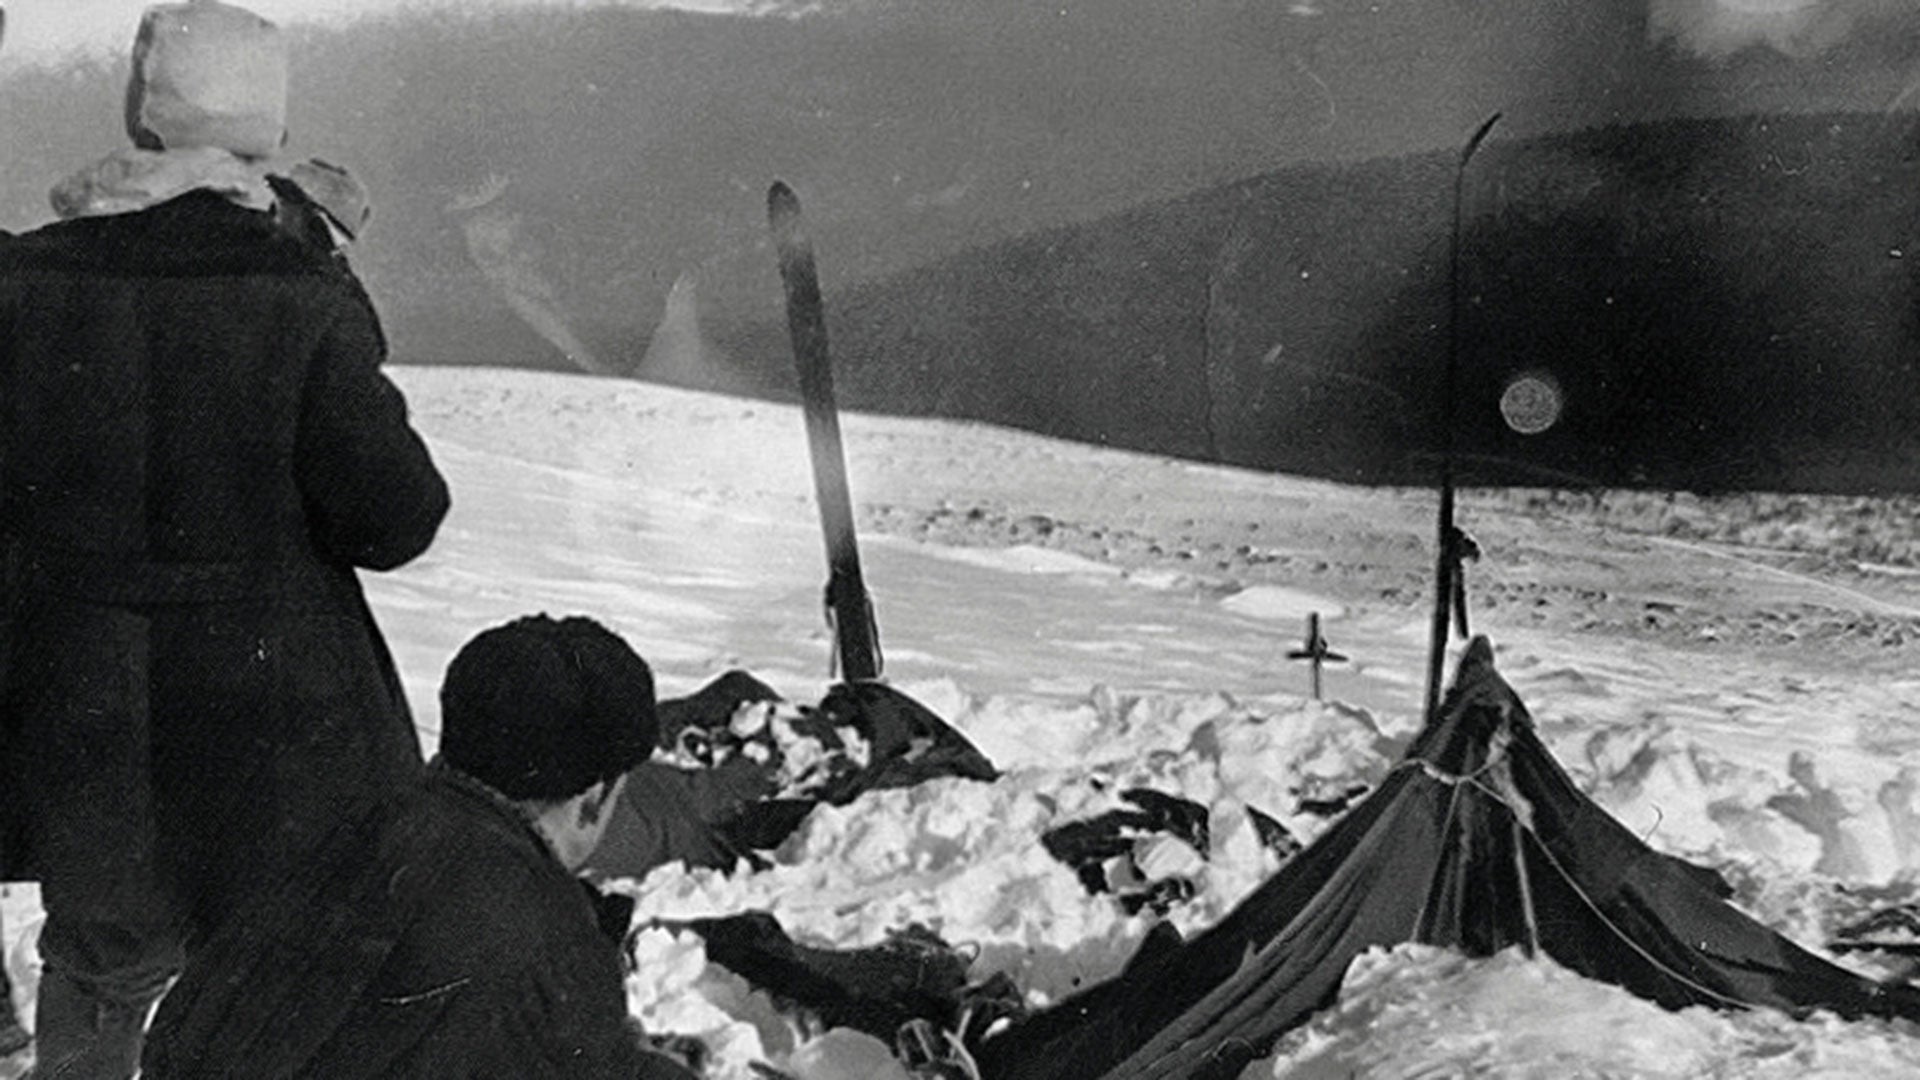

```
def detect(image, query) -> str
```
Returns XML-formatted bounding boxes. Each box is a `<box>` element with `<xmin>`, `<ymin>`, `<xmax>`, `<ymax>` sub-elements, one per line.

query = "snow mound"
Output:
<box><xmin>1256</xmin><ymin>943</ymin><xmax>1920</xmax><ymax>1079</ymax></box>
<box><xmin>785</xmin><ymin>1028</ymin><xmax>912</xmax><ymax>1080</ymax></box>
<box><xmin>1570</xmin><ymin>720</ymin><xmax>1920</xmax><ymax>882</ymax></box>
<box><xmin>610</xmin><ymin>688</ymin><xmax>1411</xmax><ymax>1071</ymax></box>
<box><xmin>921</xmin><ymin>543</ymin><xmax>1123</xmax><ymax>578</ymax></box>
<box><xmin>606</xmin><ymin>681</ymin><xmax>1920</xmax><ymax>1080</ymax></box>
<box><xmin>1217</xmin><ymin>584</ymin><xmax>1346</xmax><ymax>623</ymax></box>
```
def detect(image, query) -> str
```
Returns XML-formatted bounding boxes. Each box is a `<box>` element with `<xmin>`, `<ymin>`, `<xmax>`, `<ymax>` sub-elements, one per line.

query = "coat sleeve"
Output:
<box><xmin>369</xmin><ymin>837</ymin><xmax>656</xmax><ymax>1080</ymax></box>
<box><xmin>388</xmin><ymin>938</ymin><xmax>657</xmax><ymax>1080</ymax></box>
<box><xmin>296</xmin><ymin>280</ymin><xmax>450</xmax><ymax>571</ymax></box>
<box><xmin>634</xmin><ymin>1046</ymin><xmax>703</xmax><ymax>1080</ymax></box>
<box><xmin>140</xmin><ymin>809</ymin><xmax>409</xmax><ymax>1078</ymax></box>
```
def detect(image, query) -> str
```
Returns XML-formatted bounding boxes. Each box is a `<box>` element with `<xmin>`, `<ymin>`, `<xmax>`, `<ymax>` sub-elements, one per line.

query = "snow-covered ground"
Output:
<box><xmin>7</xmin><ymin>365</ymin><xmax>1920</xmax><ymax>1077</ymax></box>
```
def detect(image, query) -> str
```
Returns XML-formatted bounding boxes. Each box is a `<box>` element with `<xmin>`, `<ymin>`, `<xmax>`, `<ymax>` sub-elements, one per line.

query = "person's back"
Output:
<box><xmin>0</xmin><ymin>5</ymin><xmax>447</xmax><ymax>1075</ymax></box>
<box><xmin>324</xmin><ymin>766</ymin><xmax>642</xmax><ymax>1077</ymax></box>
<box><xmin>0</xmin><ymin>55</ymin><xmax>445</xmax><ymax>930</ymax></box>
<box><xmin>142</xmin><ymin>615</ymin><xmax>697</xmax><ymax>1080</ymax></box>
<box><xmin>2</xmin><ymin>192</ymin><xmax>439</xmax><ymax>577</ymax></box>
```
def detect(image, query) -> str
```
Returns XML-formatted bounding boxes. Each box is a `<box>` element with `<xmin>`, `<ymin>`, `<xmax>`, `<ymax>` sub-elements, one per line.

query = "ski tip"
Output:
<box><xmin>1463</xmin><ymin>112</ymin><xmax>1502</xmax><ymax>160</ymax></box>
<box><xmin>768</xmin><ymin>180</ymin><xmax>800</xmax><ymax>217</ymax></box>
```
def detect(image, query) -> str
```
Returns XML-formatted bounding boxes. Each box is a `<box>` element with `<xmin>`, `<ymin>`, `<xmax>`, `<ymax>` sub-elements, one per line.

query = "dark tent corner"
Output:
<box><xmin>973</xmin><ymin>636</ymin><xmax>1920</xmax><ymax>1080</ymax></box>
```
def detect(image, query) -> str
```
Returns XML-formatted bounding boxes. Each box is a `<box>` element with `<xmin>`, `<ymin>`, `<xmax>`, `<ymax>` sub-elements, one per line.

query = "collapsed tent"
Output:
<box><xmin>973</xmin><ymin>636</ymin><xmax>1920</xmax><ymax>1080</ymax></box>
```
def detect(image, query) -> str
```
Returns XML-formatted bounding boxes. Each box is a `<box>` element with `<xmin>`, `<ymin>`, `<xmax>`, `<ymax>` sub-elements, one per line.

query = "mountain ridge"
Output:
<box><xmin>694</xmin><ymin>109</ymin><xmax>1920</xmax><ymax>494</ymax></box>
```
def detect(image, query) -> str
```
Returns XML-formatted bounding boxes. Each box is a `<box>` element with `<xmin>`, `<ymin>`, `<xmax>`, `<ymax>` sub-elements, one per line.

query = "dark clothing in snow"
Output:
<box><xmin>0</xmin><ymin>191</ymin><xmax>447</xmax><ymax>932</ymax></box>
<box><xmin>142</xmin><ymin>765</ymin><xmax>691</xmax><ymax>1079</ymax></box>
<box><xmin>588</xmin><ymin>674</ymin><xmax>1000</xmax><ymax>881</ymax></box>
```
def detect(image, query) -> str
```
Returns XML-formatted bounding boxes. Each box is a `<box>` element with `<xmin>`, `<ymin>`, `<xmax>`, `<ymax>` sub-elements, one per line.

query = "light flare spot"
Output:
<box><xmin>1499</xmin><ymin>370</ymin><xmax>1563</xmax><ymax>435</ymax></box>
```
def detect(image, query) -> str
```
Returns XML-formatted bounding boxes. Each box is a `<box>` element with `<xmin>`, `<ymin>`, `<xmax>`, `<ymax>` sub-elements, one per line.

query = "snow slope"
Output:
<box><xmin>8</xmin><ymin>364</ymin><xmax>1920</xmax><ymax>1077</ymax></box>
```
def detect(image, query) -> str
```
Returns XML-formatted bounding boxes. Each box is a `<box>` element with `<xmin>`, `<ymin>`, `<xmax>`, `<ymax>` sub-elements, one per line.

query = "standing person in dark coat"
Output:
<box><xmin>0</xmin><ymin>3</ymin><xmax>448</xmax><ymax>1076</ymax></box>
<box><xmin>142</xmin><ymin>615</ymin><xmax>699</xmax><ymax>1080</ymax></box>
<box><xmin>0</xmin><ymin>8</ymin><xmax>29</xmax><ymax>1067</ymax></box>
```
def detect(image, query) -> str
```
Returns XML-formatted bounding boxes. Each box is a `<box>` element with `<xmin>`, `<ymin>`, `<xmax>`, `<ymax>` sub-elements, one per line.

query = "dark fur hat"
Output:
<box><xmin>439</xmin><ymin>615</ymin><xmax>658</xmax><ymax>802</ymax></box>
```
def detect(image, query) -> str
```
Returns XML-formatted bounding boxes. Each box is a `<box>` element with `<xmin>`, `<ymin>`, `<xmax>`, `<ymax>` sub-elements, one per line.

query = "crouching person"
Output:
<box><xmin>141</xmin><ymin>615</ymin><xmax>697</xmax><ymax>1079</ymax></box>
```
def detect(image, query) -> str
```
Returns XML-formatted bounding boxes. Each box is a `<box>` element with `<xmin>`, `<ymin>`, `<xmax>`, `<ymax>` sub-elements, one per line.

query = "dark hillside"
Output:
<box><xmin>1457</xmin><ymin>113</ymin><xmax>1920</xmax><ymax>492</ymax></box>
<box><xmin>5</xmin><ymin>2</ymin><xmax>1495</xmax><ymax>340</ymax></box>
<box><xmin>5</xmin><ymin>1</ymin><xmax>1915</xmax><ymax>387</ymax></box>
<box><xmin>4</xmin><ymin>7</ymin><xmax>1917</xmax><ymax>491</ymax></box>
<box><xmin>710</xmin><ymin>112</ymin><xmax>1920</xmax><ymax>494</ymax></box>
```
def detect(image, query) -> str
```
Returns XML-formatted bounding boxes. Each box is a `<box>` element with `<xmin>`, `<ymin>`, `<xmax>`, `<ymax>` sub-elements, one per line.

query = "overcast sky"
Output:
<box><xmin>2</xmin><ymin>0</ymin><xmax>759</xmax><ymax>61</ymax></box>
<box><xmin>7</xmin><ymin>0</ymin><xmax>1915</xmax><ymax>65</ymax></box>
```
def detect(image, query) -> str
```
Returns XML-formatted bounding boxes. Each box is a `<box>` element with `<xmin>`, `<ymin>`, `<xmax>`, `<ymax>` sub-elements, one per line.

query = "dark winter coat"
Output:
<box><xmin>142</xmin><ymin>765</ymin><xmax>692</xmax><ymax>1079</ymax></box>
<box><xmin>0</xmin><ymin>191</ymin><xmax>448</xmax><ymax>929</ymax></box>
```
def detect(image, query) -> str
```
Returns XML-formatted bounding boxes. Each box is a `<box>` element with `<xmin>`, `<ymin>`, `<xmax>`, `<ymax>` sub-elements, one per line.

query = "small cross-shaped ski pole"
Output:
<box><xmin>1286</xmin><ymin>611</ymin><xmax>1348</xmax><ymax>700</ymax></box>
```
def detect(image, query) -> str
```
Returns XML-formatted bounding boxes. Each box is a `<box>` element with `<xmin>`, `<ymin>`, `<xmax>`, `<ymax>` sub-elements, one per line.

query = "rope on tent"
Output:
<box><xmin>1388</xmin><ymin>716</ymin><xmax>1757</xmax><ymax>1007</ymax></box>
<box><xmin>1412</xmin><ymin>779</ymin><xmax>1473</xmax><ymax>945</ymax></box>
<box><xmin>1407</xmin><ymin>752</ymin><xmax>1759</xmax><ymax>1010</ymax></box>
<box><xmin>1513</xmin><ymin>818</ymin><xmax>1541</xmax><ymax>957</ymax></box>
<box><xmin>1397</xmin><ymin>723</ymin><xmax>1517</xmax><ymax>791</ymax></box>
<box><xmin>1516</xmin><ymin>833</ymin><xmax>1758</xmax><ymax>1011</ymax></box>
<box><xmin>1405</xmin><ymin>723</ymin><xmax>1546</xmax><ymax>953</ymax></box>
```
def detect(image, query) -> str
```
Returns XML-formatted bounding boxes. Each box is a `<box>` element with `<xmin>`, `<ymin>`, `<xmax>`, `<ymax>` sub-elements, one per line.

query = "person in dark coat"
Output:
<box><xmin>0</xmin><ymin>4</ymin><xmax>448</xmax><ymax>1076</ymax></box>
<box><xmin>141</xmin><ymin>615</ymin><xmax>698</xmax><ymax>1080</ymax></box>
<box><xmin>0</xmin><ymin>9</ymin><xmax>28</xmax><ymax>1067</ymax></box>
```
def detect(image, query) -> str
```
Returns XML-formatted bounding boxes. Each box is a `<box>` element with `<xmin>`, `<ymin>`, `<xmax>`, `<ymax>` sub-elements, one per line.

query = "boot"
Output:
<box><xmin>23</xmin><ymin>967</ymin><xmax>152</xmax><ymax>1080</ymax></box>
<box><xmin>0</xmin><ymin>963</ymin><xmax>29</xmax><ymax>1059</ymax></box>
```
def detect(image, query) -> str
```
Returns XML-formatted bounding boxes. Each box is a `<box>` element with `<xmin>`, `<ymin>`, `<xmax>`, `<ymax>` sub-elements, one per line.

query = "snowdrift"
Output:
<box><xmin>974</xmin><ymin>636</ymin><xmax>1920</xmax><ymax>1080</ymax></box>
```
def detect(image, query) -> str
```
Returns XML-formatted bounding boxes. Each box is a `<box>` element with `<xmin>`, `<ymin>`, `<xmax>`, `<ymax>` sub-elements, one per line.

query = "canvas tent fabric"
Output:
<box><xmin>663</xmin><ymin>911</ymin><xmax>978</xmax><ymax>1042</ymax></box>
<box><xmin>973</xmin><ymin>636</ymin><xmax>1920</xmax><ymax>1080</ymax></box>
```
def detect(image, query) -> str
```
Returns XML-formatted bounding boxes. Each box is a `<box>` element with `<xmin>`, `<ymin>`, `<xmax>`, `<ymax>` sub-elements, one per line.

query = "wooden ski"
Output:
<box><xmin>768</xmin><ymin>180</ymin><xmax>883</xmax><ymax>682</ymax></box>
<box><xmin>1423</xmin><ymin>112</ymin><xmax>1501</xmax><ymax>724</ymax></box>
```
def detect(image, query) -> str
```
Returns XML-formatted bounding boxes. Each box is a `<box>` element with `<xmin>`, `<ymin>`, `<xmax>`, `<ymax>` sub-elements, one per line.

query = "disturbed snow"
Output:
<box><xmin>7</xmin><ymin>366</ymin><xmax>1920</xmax><ymax>1077</ymax></box>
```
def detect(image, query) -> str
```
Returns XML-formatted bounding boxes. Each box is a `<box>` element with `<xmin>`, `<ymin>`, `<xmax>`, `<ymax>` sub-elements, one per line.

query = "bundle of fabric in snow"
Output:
<box><xmin>648</xmin><ymin>908</ymin><xmax>1028</xmax><ymax>1078</ymax></box>
<box><xmin>1041</xmin><ymin>786</ymin><xmax>1324</xmax><ymax>917</ymax></box>
<box><xmin>665</xmin><ymin>912</ymin><xmax>991</xmax><ymax>1043</ymax></box>
<box><xmin>1041</xmin><ymin>788</ymin><xmax>1211</xmax><ymax>916</ymax></box>
<box><xmin>1832</xmin><ymin>902</ymin><xmax>1920</xmax><ymax>959</ymax></box>
<box><xmin>589</xmin><ymin>673</ymin><xmax>999</xmax><ymax>880</ymax></box>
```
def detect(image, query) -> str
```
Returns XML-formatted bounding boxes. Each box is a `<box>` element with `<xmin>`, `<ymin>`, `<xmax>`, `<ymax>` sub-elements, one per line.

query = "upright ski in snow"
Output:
<box><xmin>1423</xmin><ymin>112</ymin><xmax>1501</xmax><ymax>726</ymax></box>
<box><xmin>768</xmin><ymin>180</ymin><xmax>882</xmax><ymax>682</ymax></box>
<box><xmin>763</xmin><ymin>181</ymin><xmax>999</xmax><ymax>794</ymax></box>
